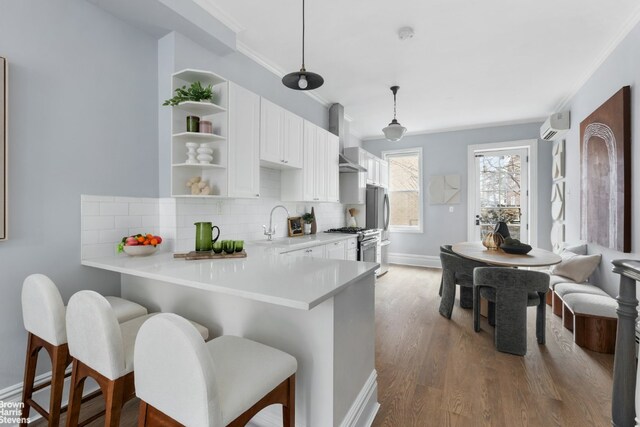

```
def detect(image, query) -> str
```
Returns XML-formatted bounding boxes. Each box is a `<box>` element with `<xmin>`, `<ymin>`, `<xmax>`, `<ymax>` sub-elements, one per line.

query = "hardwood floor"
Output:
<box><xmin>33</xmin><ymin>265</ymin><xmax>613</xmax><ymax>427</ymax></box>
<box><xmin>372</xmin><ymin>265</ymin><xmax>613</xmax><ymax>427</ymax></box>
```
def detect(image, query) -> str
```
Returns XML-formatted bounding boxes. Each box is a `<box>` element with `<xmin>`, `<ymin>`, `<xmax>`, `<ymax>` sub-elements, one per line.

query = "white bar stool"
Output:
<box><xmin>134</xmin><ymin>313</ymin><xmax>297</xmax><ymax>427</ymax></box>
<box><xmin>65</xmin><ymin>291</ymin><xmax>209</xmax><ymax>427</ymax></box>
<box><xmin>19</xmin><ymin>274</ymin><xmax>149</xmax><ymax>426</ymax></box>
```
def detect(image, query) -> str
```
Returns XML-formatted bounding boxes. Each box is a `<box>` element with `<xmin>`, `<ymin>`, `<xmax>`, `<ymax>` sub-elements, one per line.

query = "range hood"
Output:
<box><xmin>329</xmin><ymin>103</ymin><xmax>367</xmax><ymax>173</ymax></box>
<box><xmin>338</xmin><ymin>153</ymin><xmax>366</xmax><ymax>173</ymax></box>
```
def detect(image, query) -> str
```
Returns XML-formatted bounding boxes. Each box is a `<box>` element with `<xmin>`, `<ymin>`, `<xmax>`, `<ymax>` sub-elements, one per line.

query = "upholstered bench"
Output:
<box><xmin>562</xmin><ymin>293</ymin><xmax>618</xmax><ymax>353</ymax></box>
<box><xmin>552</xmin><ymin>282</ymin><xmax>607</xmax><ymax>316</ymax></box>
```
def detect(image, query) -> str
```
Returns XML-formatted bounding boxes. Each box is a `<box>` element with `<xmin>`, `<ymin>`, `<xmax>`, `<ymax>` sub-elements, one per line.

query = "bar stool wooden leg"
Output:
<box><xmin>20</xmin><ymin>333</ymin><xmax>39</xmax><ymax>427</ymax></box>
<box><xmin>104</xmin><ymin>378</ymin><xmax>126</xmax><ymax>427</ymax></box>
<box><xmin>66</xmin><ymin>359</ymin><xmax>86</xmax><ymax>427</ymax></box>
<box><xmin>283</xmin><ymin>374</ymin><xmax>295</xmax><ymax>427</ymax></box>
<box><xmin>47</xmin><ymin>343</ymin><xmax>71</xmax><ymax>426</ymax></box>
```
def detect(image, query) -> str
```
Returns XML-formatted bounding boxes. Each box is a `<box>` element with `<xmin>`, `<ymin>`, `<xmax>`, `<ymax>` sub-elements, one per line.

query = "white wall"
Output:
<box><xmin>562</xmin><ymin>21</ymin><xmax>640</xmax><ymax>296</ymax></box>
<box><xmin>363</xmin><ymin>123</ymin><xmax>552</xmax><ymax>259</ymax></box>
<box><xmin>0</xmin><ymin>0</ymin><xmax>158</xmax><ymax>389</ymax></box>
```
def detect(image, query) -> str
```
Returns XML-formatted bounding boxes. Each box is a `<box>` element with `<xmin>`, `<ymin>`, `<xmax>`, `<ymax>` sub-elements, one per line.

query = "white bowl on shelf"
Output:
<box><xmin>197</xmin><ymin>154</ymin><xmax>214</xmax><ymax>163</ymax></box>
<box><xmin>123</xmin><ymin>245</ymin><xmax>160</xmax><ymax>256</ymax></box>
<box><xmin>197</xmin><ymin>147</ymin><xmax>213</xmax><ymax>155</ymax></box>
<box><xmin>185</xmin><ymin>142</ymin><xmax>199</xmax><ymax>149</ymax></box>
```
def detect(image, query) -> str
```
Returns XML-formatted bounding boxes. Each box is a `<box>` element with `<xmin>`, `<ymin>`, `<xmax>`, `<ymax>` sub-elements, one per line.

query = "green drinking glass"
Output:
<box><xmin>234</xmin><ymin>240</ymin><xmax>244</xmax><ymax>253</ymax></box>
<box><xmin>222</xmin><ymin>240</ymin><xmax>235</xmax><ymax>254</ymax></box>
<box><xmin>212</xmin><ymin>241</ymin><xmax>223</xmax><ymax>254</ymax></box>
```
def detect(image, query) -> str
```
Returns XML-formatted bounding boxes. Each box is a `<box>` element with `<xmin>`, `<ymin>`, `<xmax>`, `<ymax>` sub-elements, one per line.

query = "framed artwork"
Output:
<box><xmin>287</xmin><ymin>216</ymin><xmax>303</xmax><ymax>237</ymax></box>
<box><xmin>580</xmin><ymin>86</ymin><xmax>631</xmax><ymax>252</ymax></box>
<box><xmin>428</xmin><ymin>174</ymin><xmax>461</xmax><ymax>204</ymax></box>
<box><xmin>0</xmin><ymin>57</ymin><xmax>6</xmax><ymax>241</ymax></box>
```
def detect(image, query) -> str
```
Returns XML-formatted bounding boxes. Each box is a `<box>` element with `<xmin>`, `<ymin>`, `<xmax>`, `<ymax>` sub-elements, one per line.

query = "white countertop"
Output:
<box><xmin>82</xmin><ymin>242</ymin><xmax>377</xmax><ymax>311</ymax></box>
<box><xmin>250</xmin><ymin>232</ymin><xmax>359</xmax><ymax>253</ymax></box>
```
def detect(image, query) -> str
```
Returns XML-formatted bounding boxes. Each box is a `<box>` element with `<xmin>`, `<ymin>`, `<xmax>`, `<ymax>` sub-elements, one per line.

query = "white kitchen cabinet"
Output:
<box><xmin>286</xmin><ymin>245</ymin><xmax>326</xmax><ymax>258</ymax></box>
<box><xmin>347</xmin><ymin>249</ymin><xmax>358</xmax><ymax>261</ymax></box>
<box><xmin>282</xmin><ymin>121</ymin><xmax>338</xmax><ymax>202</ymax></box>
<box><xmin>379</xmin><ymin>159</ymin><xmax>389</xmax><ymax>188</ymax></box>
<box><xmin>228</xmin><ymin>83</ymin><xmax>260</xmax><ymax>198</ymax></box>
<box><xmin>260</xmin><ymin>98</ymin><xmax>303</xmax><ymax>169</ymax></box>
<box><xmin>326</xmin><ymin>240</ymin><xmax>346</xmax><ymax>260</ymax></box>
<box><xmin>326</xmin><ymin>133</ymin><xmax>340</xmax><ymax>203</ymax></box>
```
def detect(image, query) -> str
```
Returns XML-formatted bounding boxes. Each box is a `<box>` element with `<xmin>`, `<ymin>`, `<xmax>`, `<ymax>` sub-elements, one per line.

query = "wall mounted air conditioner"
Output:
<box><xmin>540</xmin><ymin>111</ymin><xmax>570</xmax><ymax>141</ymax></box>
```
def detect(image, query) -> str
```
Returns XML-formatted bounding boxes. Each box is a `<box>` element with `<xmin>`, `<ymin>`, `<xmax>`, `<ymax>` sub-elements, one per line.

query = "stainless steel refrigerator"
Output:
<box><xmin>366</xmin><ymin>186</ymin><xmax>390</xmax><ymax>275</ymax></box>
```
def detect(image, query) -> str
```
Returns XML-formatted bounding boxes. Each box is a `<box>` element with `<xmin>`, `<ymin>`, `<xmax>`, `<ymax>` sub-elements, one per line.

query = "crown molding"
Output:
<box><xmin>196</xmin><ymin>0</ymin><xmax>245</xmax><ymax>33</ymax></box>
<box><xmin>360</xmin><ymin>116</ymin><xmax>546</xmax><ymax>141</ymax></box>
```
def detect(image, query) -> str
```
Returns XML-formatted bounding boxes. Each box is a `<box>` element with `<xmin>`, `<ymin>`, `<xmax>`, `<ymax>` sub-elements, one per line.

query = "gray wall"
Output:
<box><xmin>0</xmin><ymin>0</ymin><xmax>159</xmax><ymax>388</ymax></box>
<box><xmin>562</xmin><ymin>21</ymin><xmax>640</xmax><ymax>297</ymax></box>
<box><xmin>363</xmin><ymin>123</ymin><xmax>552</xmax><ymax>257</ymax></box>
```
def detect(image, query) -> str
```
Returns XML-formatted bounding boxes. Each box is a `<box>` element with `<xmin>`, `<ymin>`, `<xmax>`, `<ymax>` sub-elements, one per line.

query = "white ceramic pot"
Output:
<box><xmin>304</xmin><ymin>223</ymin><xmax>312</xmax><ymax>235</ymax></box>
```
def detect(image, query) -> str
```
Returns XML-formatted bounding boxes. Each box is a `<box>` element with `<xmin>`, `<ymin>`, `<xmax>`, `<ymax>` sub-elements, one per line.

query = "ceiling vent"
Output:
<box><xmin>540</xmin><ymin>111</ymin><xmax>570</xmax><ymax>141</ymax></box>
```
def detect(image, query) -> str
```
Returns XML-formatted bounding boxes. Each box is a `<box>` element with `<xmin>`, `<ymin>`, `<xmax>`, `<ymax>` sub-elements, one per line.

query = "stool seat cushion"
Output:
<box><xmin>554</xmin><ymin>283</ymin><xmax>609</xmax><ymax>298</ymax></box>
<box><xmin>479</xmin><ymin>287</ymin><xmax>541</xmax><ymax>306</ymax></box>
<box><xmin>207</xmin><ymin>335</ymin><xmax>297</xmax><ymax>424</ymax></box>
<box><xmin>562</xmin><ymin>294</ymin><xmax>617</xmax><ymax>318</ymax></box>
<box><xmin>104</xmin><ymin>297</ymin><xmax>148</xmax><ymax>324</ymax></box>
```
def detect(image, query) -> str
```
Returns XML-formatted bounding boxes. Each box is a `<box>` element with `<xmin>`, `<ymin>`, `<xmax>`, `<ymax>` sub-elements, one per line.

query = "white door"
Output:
<box><xmin>228</xmin><ymin>83</ymin><xmax>260</xmax><ymax>198</ymax></box>
<box><xmin>283</xmin><ymin>111</ymin><xmax>303</xmax><ymax>168</ymax></box>
<box><xmin>260</xmin><ymin>98</ymin><xmax>284</xmax><ymax>165</ymax></box>
<box><xmin>470</xmin><ymin>148</ymin><xmax>529</xmax><ymax>242</ymax></box>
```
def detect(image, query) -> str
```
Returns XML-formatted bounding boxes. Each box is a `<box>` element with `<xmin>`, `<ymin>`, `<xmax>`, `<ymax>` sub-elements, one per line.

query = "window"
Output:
<box><xmin>382</xmin><ymin>148</ymin><xmax>423</xmax><ymax>233</ymax></box>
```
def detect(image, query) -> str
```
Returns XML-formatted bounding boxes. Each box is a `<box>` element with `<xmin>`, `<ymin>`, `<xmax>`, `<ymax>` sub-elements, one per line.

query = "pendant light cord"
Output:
<box><xmin>301</xmin><ymin>0</ymin><xmax>305</xmax><ymax>70</ymax></box>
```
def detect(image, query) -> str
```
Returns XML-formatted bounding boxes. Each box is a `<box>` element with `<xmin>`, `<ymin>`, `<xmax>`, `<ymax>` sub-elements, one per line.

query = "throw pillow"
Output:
<box><xmin>550</xmin><ymin>251</ymin><xmax>601</xmax><ymax>283</ymax></box>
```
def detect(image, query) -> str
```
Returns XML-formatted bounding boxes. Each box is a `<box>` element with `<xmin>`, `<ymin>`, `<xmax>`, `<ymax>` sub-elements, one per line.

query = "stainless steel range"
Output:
<box><xmin>325</xmin><ymin>227</ymin><xmax>382</xmax><ymax>274</ymax></box>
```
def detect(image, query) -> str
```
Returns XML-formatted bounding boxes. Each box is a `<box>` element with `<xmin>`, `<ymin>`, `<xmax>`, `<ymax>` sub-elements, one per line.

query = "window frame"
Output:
<box><xmin>381</xmin><ymin>147</ymin><xmax>424</xmax><ymax>234</ymax></box>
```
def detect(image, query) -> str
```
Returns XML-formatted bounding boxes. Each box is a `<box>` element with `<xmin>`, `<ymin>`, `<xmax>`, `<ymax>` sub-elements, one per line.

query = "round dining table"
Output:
<box><xmin>452</xmin><ymin>241</ymin><xmax>562</xmax><ymax>268</ymax></box>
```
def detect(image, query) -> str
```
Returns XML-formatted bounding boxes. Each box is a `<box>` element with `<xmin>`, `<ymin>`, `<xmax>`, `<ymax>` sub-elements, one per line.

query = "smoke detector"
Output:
<box><xmin>398</xmin><ymin>27</ymin><xmax>415</xmax><ymax>41</ymax></box>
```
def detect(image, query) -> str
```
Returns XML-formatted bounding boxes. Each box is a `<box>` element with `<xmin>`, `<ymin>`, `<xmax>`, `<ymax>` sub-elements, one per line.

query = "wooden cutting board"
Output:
<box><xmin>173</xmin><ymin>250</ymin><xmax>247</xmax><ymax>261</ymax></box>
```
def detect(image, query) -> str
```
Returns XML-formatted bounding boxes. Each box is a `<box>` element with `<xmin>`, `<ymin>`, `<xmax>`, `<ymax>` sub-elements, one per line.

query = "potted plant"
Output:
<box><xmin>163</xmin><ymin>81</ymin><xmax>216</xmax><ymax>106</ymax></box>
<box><xmin>302</xmin><ymin>213</ymin><xmax>314</xmax><ymax>235</ymax></box>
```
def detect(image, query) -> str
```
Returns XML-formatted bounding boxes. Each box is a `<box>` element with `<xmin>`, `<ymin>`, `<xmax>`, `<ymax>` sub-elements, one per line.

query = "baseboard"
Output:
<box><xmin>339</xmin><ymin>369</ymin><xmax>380</xmax><ymax>427</ymax></box>
<box><xmin>0</xmin><ymin>368</ymin><xmax>99</xmax><ymax>425</ymax></box>
<box><xmin>388</xmin><ymin>253</ymin><xmax>441</xmax><ymax>268</ymax></box>
<box><xmin>247</xmin><ymin>370</ymin><xmax>379</xmax><ymax>427</ymax></box>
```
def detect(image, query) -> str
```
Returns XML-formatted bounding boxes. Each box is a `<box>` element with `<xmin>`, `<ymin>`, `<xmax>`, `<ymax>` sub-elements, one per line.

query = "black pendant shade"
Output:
<box><xmin>282</xmin><ymin>69</ymin><xmax>324</xmax><ymax>90</ymax></box>
<box><xmin>282</xmin><ymin>0</ymin><xmax>324</xmax><ymax>91</ymax></box>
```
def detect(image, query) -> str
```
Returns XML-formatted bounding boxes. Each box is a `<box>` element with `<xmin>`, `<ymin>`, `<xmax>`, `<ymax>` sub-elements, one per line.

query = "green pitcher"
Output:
<box><xmin>194</xmin><ymin>222</ymin><xmax>220</xmax><ymax>251</ymax></box>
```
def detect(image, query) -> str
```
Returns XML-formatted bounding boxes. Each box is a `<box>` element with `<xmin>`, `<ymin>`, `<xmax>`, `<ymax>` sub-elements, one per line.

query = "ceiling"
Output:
<box><xmin>197</xmin><ymin>0</ymin><xmax>640</xmax><ymax>139</ymax></box>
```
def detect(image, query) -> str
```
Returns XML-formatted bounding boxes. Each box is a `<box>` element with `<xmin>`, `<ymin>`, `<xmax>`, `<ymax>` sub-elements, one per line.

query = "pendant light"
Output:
<box><xmin>282</xmin><ymin>0</ymin><xmax>324</xmax><ymax>91</ymax></box>
<box><xmin>382</xmin><ymin>86</ymin><xmax>407</xmax><ymax>142</ymax></box>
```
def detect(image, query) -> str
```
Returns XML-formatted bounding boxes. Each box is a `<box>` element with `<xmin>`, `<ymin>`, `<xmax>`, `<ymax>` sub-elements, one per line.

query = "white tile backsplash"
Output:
<box><xmin>81</xmin><ymin>168</ymin><xmax>351</xmax><ymax>258</ymax></box>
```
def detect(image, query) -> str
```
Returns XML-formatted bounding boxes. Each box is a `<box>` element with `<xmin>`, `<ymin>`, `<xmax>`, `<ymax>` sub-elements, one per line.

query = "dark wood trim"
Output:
<box><xmin>562</xmin><ymin>304</ymin><xmax>574</xmax><ymax>331</ymax></box>
<box><xmin>574</xmin><ymin>314</ymin><xmax>617</xmax><ymax>354</ymax></box>
<box><xmin>552</xmin><ymin>291</ymin><xmax>563</xmax><ymax>317</ymax></box>
<box><xmin>545</xmin><ymin>290</ymin><xmax>552</xmax><ymax>306</ymax></box>
<box><xmin>137</xmin><ymin>374</ymin><xmax>296</xmax><ymax>427</ymax></box>
<box><xmin>66</xmin><ymin>359</ymin><xmax>136</xmax><ymax>427</ymax></box>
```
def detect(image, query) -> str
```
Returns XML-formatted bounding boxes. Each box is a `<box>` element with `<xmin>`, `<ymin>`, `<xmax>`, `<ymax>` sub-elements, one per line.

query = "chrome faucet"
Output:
<box><xmin>263</xmin><ymin>205</ymin><xmax>290</xmax><ymax>240</ymax></box>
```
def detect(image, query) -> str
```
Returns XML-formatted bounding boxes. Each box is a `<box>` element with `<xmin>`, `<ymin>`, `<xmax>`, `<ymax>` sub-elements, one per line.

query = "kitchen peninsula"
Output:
<box><xmin>82</xmin><ymin>244</ymin><xmax>380</xmax><ymax>426</ymax></box>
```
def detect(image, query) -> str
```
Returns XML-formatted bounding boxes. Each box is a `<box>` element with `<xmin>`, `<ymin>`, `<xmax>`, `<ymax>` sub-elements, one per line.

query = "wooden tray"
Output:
<box><xmin>174</xmin><ymin>250</ymin><xmax>247</xmax><ymax>261</ymax></box>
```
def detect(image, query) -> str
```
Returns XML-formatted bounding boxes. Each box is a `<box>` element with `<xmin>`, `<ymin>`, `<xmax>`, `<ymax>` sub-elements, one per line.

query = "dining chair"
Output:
<box><xmin>19</xmin><ymin>274</ymin><xmax>149</xmax><ymax>427</ymax></box>
<box><xmin>134</xmin><ymin>313</ymin><xmax>297</xmax><ymax>426</ymax></box>
<box><xmin>65</xmin><ymin>291</ymin><xmax>209</xmax><ymax>427</ymax></box>
<box><xmin>473</xmin><ymin>267</ymin><xmax>550</xmax><ymax>356</ymax></box>
<box><xmin>439</xmin><ymin>252</ymin><xmax>489</xmax><ymax>318</ymax></box>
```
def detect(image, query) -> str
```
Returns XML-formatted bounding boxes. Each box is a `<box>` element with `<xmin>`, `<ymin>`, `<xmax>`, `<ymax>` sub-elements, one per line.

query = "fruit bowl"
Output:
<box><xmin>500</xmin><ymin>244</ymin><xmax>532</xmax><ymax>255</ymax></box>
<box><xmin>118</xmin><ymin>233</ymin><xmax>163</xmax><ymax>256</ymax></box>
<box><xmin>122</xmin><ymin>245</ymin><xmax>160</xmax><ymax>256</ymax></box>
